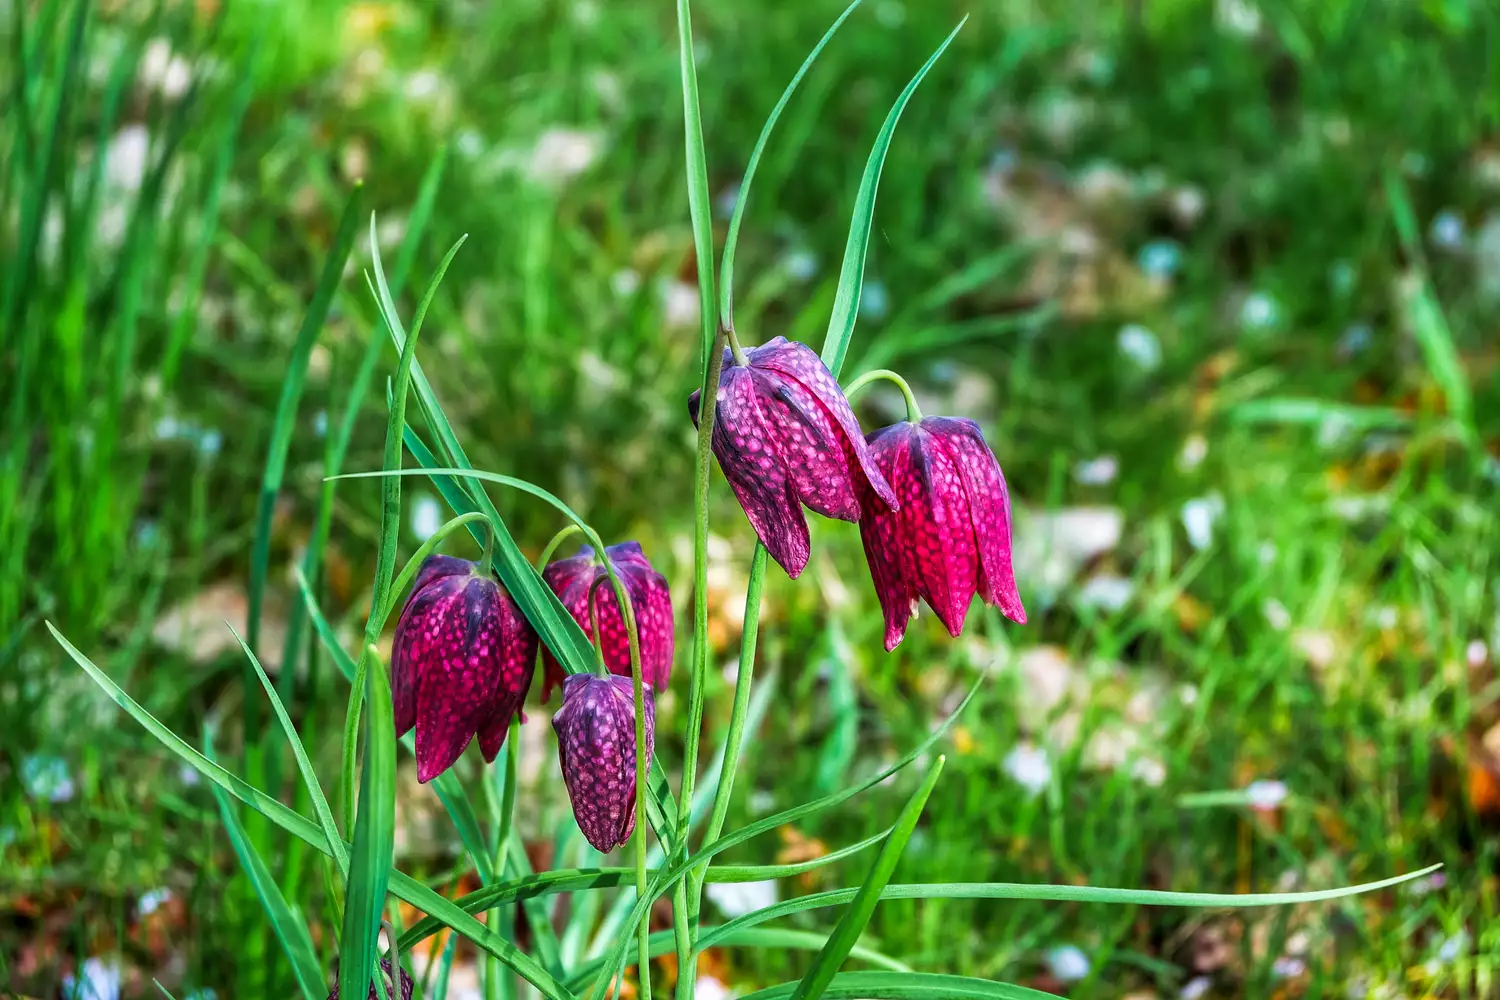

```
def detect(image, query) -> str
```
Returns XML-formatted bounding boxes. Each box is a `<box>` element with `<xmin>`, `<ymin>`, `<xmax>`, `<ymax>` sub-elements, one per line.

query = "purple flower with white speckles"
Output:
<box><xmin>859</xmin><ymin>417</ymin><xmax>1025</xmax><ymax>650</ymax></box>
<box><xmin>552</xmin><ymin>674</ymin><xmax>654</xmax><ymax>852</ymax></box>
<box><xmin>392</xmin><ymin>554</ymin><xmax>538</xmax><ymax>783</ymax></box>
<box><xmin>327</xmin><ymin>960</ymin><xmax>414</xmax><ymax>1000</ymax></box>
<box><xmin>540</xmin><ymin>542</ymin><xmax>674</xmax><ymax>701</ymax></box>
<box><xmin>688</xmin><ymin>336</ymin><xmax>898</xmax><ymax>578</ymax></box>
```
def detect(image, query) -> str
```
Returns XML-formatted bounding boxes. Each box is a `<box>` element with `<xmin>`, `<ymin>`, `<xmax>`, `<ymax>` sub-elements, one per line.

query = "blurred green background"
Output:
<box><xmin>3</xmin><ymin>0</ymin><xmax>1498</xmax><ymax>996</ymax></box>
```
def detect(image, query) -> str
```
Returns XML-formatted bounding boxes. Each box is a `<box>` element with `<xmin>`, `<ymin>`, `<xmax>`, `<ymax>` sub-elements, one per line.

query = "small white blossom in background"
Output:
<box><xmin>1239</xmin><ymin>290</ymin><xmax>1281</xmax><ymax>333</ymax></box>
<box><xmin>1046</xmin><ymin>945</ymin><xmax>1091</xmax><ymax>983</ymax></box>
<box><xmin>1216</xmin><ymin>0</ymin><xmax>1263</xmax><ymax>36</ymax></box>
<box><xmin>1077</xmin><ymin>575</ymin><xmax>1135</xmax><ymax>612</ymax></box>
<box><xmin>1118</xmin><ymin>323</ymin><xmax>1162</xmax><ymax>371</ymax></box>
<box><xmin>1073</xmin><ymin>454</ymin><xmax>1119</xmax><ymax>486</ymax></box>
<box><xmin>1169</xmin><ymin>185</ymin><xmax>1207</xmax><ymax>228</ymax></box>
<box><xmin>1404</xmin><ymin>871</ymin><xmax>1447</xmax><ymax>897</ymax></box>
<box><xmin>1172</xmin><ymin>436</ymin><xmax>1207</xmax><ymax>475</ymax></box>
<box><xmin>1467</xmin><ymin>640</ymin><xmax>1489</xmax><ymax>667</ymax></box>
<box><xmin>748</xmin><ymin>790</ymin><xmax>776</xmax><ymax>815</ymax></box>
<box><xmin>178</xmin><ymin>764</ymin><xmax>202</xmax><ymax>786</ymax></box>
<box><xmin>64</xmin><ymin>957</ymin><xmax>122</xmax><ymax>1000</ymax></box>
<box><xmin>610</xmin><ymin>269</ymin><xmax>641</xmax><ymax>298</ymax></box>
<box><xmin>1272</xmin><ymin>956</ymin><xmax>1307</xmax><ymax>979</ymax></box>
<box><xmin>140</xmin><ymin>38</ymin><xmax>192</xmax><ymax>100</ymax></box>
<box><xmin>410</xmin><ymin>495</ymin><xmax>442</xmax><ymax>542</ymax></box>
<box><xmin>1003</xmin><ymin>743</ymin><xmax>1052</xmax><ymax>795</ymax></box>
<box><xmin>859</xmin><ymin>280</ymin><xmax>890</xmax><ymax>321</ymax></box>
<box><xmin>783</xmin><ymin>248</ymin><xmax>818</xmax><ymax>282</ymax></box>
<box><xmin>313</xmin><ymin>410</ymin><xmax>328</xmax><ymax>438</ymax></box>
<box><xmin>715</xmin><ymin>181</ymin><xmax>740</xmax><ymax>219</ymax></box>
<box><xmin>1245</xmin><ymin>779</ymin><xmax>1288</xmax><ymax>812</ymax></box>
<box><xmin>1337</xmin><ymin>322</ymin><xmax>1372</xmax><ymax>357</ymax></box>
<box><xmin>1429</xmin><ymin>209</ymin><xmax>1466</xmax><ymax>251</ymax></box>
<box><xmin>694</xmin><ymin>977</ymin><xmax>735</xmax><ymax>1000</ymax></box>
<box><xmin>137</xmin><ymin>887</ymin><xmax>172</xmax><ymax>917</ymax></box>
<box><xmin>1317</xmin><ymin>413</ymin><xmax>1355</xmax><ymax>450</ymax></box>
<box><xmin>1433</xmin><ymin>929</ymin><xmax>1471</xmax><ymax>967</ymax></box>
<box><xmin>1132</xmin><ymin>757</ymin><xmax>1167</xmax><ymax>787</ymax></box>
<box><xmin>22</xmin><ymin>755</ymin><xmax>75</xmax><ymax>803</ymax></box>
<box><xmin>1263</xmin><ymin>599</ymin><xmax>1291</xmax><ymax>631</ymax></box>
<box><xmin>455</xmin><ymin>129</ymin><xmax>486</xmax><ymax>160</ymax></box>
<box><xmin>1180</xmin><ymin>976</ymin><xmax>1212</xmax><ymax>1000</ymax></box>
<box><xmin>705</xmin><ymin>879</ymin><xmax>777</xmax><ymax>918</ymax></box>
<box><xmin>1138</xmin><ymin>239</ymin><xmax>1183</xmax><ymax>280</ymax></box>
<box><xmin>660</xmin><ymin>280</ymin><xmax>700</xmax><ymax>329</ymax></box>
<box><xmin>527</xmin><ymin>128</ymin><xmax>602</xmax><ymax>187</ymax></box>
<box><xmin>106</xmin><ymin>124</ymin><xmax>151</xmax><ymax>193</ymax></box>
<box><xmin>1180</xmin><ymin>493</ymin><xmax>1224</xmax><ymax>551</ymax></box>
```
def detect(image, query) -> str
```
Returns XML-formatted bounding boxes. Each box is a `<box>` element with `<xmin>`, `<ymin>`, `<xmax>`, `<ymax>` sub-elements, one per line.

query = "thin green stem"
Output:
<box><xmin>479</xmin><ymin>519</ymin><xmax>496</xmax><ymax>577</ymax></box>
<box><xmin>537</xmin><ymin>524</ymin><xmax>585</xmax><ymax>569</ymax></box>
<box><xmin>585</xmin><ymin>576</ymin><xmax>612</xmax><ymax>679</ymax></box>
<box><xmin>724</xmin><ymin>324</ymin><xmax>749</xmax><ymax>367</ymax></box>
<box><xmin>691</xmin><ymin>544</ymin><xmax>767</xmax><ymax>897</ymax></box>
<box><xmin>842</xmin><ymin>368</ymin><xmax>922</xmax><ymax>422</ymax></box>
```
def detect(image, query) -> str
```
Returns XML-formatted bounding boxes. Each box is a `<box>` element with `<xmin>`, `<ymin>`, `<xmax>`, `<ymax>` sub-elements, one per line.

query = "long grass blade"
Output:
<box><xmin>741</xmin><ymin>972</ymin><xmax>1058</xmax><ymax>1000</ymax></box>
<box><xmin>820</xmin><ymin>19</ymin><xmax>965</xmax><ymax>379</ymax></box>
<box><xmin>790</xmin><ymin>757</ymin><xmax>944</xmax><ymax>1000</ymax></box>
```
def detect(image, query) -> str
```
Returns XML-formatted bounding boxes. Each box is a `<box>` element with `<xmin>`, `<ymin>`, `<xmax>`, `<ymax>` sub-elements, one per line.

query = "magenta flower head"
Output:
<box><xmin>860</xmin><ymin>416</ymin><xmax>1025</xmax><ymax>650</ymax></box>
<box><xmin>540</xmin><ymin>541</ymin><xmax>673</xmax><ymax>701</ymax></box>
<box><xmin>327</xmin><ymin>960</ymin><xmax>414</xmax><ymax>999</ymax></box>
<box><xmin>552</xmin><ymin>673</ymin><xmax>655</xmax><ymax>852</ymax></box>
<box><xmin>392</xmin><ymin>554</ymin><xmax>538</xmax><ymax>783</ymax></box>
<box><xmin>688</xmin><ymin>336</ymin><xmax>898</xmax><ymax>578</ymax></box>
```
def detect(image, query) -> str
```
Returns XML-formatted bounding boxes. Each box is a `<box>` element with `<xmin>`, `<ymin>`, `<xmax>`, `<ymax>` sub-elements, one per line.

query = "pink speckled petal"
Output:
<box><xmin>712</xmin><ymin>366</ymin><xmax>811</xmax><ymax>577</ymax></box>
<box><xmin>413</xmin><ymin>577</ymin><xmax>507</xmax><ymax>783</ymax></box>
<box><xmin>861</xmin><ymin>425</ymin><xmax>920</xmax><ymax>650</ymax></box>
<box><xmin>900</xmin><ymin>425</ymin><xmax>979</xmax><ymax>637</ymax></box>
<box><xmin>391</xmin><ymin>571</ymin><xmax>470</xmax><ymax>737</ymax></box>
<box><xmin>611</xmin><ymin>545</ymin><xmax>675</xmax><ymax>691</ymax></box>
<box><xmin>926</xmin><ymin>417</ymin><xmax>1026</xmax><ymax>625</ymax></box>
<box><xmin>749</xmin><ymin>367</ymin><xmax>861</xmax><ymax>522</ymax></box>
<box><xmin>750</xmin><ymin>337</ymin><xmax>899</xmax><ymax>513</ymax></box>
<box><xmin>477</xmin><ymin>593</ymin><xmax>538</xmax><ymax>761</ymax></box>
<box><xmin>552</xmin><ymin>674</ymin><xmax>655</xmax><ymax>852</ymax></box>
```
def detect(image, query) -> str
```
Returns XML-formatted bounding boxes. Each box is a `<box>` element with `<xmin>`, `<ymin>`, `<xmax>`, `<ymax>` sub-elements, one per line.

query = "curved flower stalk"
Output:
<box><xmin>688</xmin><ymin>335</ymin><xmax>898</xmax><ymax>578</ymax></box>
<box><xmin>540</xmin><ymin>541</ymin><xmax>674</xmax><ymax>700</ymax></box>
<box><xmin>391</xmin><ymin>554</ymin><xmax>538</xmax><ymax>783</ymax></box>
<box><xmin>552</xmin><ymin>673</ymin><xmax>656</xmax><ymax>852</ymax></box>
<box><xmin>857</xmin><ymin>403</ymin><xmax>1026</xmax><ymax>650</ymax></box>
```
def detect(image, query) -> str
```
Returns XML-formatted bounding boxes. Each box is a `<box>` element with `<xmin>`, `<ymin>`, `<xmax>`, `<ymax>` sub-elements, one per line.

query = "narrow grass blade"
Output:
<box><xmin>790</xmin><ymin>756</ymin><xmax>945</xmax><ymax>1000</ymax></box>
<box><xmin>820</xmin><ymin>18</ymin><xmax>965</xmax><ymax>379</ymax></box>
<box><xmin>337</xmin><ymin>644</ymin><xmax>397</xmax><ymax>1000</ymax></box>
<box><xmin>741</xmin><ymin>972</ymin><xmax>1058</xmax><ymax>1000</ymax></box>
<box><xmin>1231</xmin><ymin>398</ymin><xmax>1412</xmax><ymax>430</ymax></box>
<box><xmin>676</xmin><ymin>0</ymin><xmax>718</xmax><ymax>373</ymax></box>
<box><xmin>719</xmin><ymin>0</ymin><xmax>862</xmax><ymax>331</ymax></box>
<box><xmin>232</xmin><ymin>627</ymin><xmax>347</xmax><ymax>875</ymax></box>
<box><xmin>50</xmin><ymin>624</ymin><xmax>578</xmax><ymax>1000</ymax></box>
<box><xmin>205</xmin><ymin>743</ymin><xmax>325</xmax><ymax>1000</ymax></box>
<box><xmin>570</xmin><ymin>927</ymin><xmax>908</xmax><ymax>987</ymax></box>
<box><xmin>696</xmin><ymin>866</ymin><xmax>1446</xmax><ymax>955</ymax></box>
<box><xmin>247</xmin><ymin>183</ymin><xmax>364</xmax><ymax>685</ymax></box>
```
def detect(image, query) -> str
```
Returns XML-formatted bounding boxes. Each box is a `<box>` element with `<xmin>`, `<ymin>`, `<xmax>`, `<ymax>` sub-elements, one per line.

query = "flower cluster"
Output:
<box><xmin>391</xmin><ymin>335</ymin><xmax>1023</xmax><ymax>845</ymax></box>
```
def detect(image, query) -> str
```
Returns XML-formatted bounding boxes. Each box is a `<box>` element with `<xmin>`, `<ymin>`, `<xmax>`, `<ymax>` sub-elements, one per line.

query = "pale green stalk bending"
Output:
<box><xmin>842</xmin><ymin>368</ymin><xmax>923</xmax><ymax>422</ymax></box>
<box><xmin>538</xmin><ymin>524</ymin><xmax>585</xmax><ymax>568</ymax></box>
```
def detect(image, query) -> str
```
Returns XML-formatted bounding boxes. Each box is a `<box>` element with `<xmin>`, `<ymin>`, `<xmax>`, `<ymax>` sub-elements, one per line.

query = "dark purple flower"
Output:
<box><xmin>392</xmin><ymin>554</ymin><xmax>538</xmax><ymax>783</ymax></box>
<box><xmin>540</xmin><ymin>542</ymin><xmax>673</xmax><ymax>701</ymax></box>
<box><xmin>327</xmin><ymin>960</ymin><xmax>414</xmax><ymax>1000</ymax></box>
<box><xmin>859</xmin><ymin>416</ymin><xmax>1025</xmax><ymax>650</ymax></box>
<box><xmin>688</xmin><ymin>336</ymin><xmax>898</xmax><ymax>578</ymax></box>
<box><xmin>552</xmin><ymin>673</ymin><xmax>655</xmax><ymax>852</ymax></box>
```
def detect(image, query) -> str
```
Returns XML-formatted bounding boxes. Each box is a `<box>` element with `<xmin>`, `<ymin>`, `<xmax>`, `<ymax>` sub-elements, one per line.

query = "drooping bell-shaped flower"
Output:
<box><xmin>552</xmin><ymin>673</ymin><xmax>655</xmax><ymax>852</ymax></box>
<box><xmin>540</xmin><ymin>542</ymin><xmax>673</xmax><ymax>701</ymax></box>
<box><xmin>327</xmin><ymin>960</ymin><xmax>414</xmax><ymax>1000</ymax></box>
<box><xmin>688</xmin><ymin>336</ymin><xmax>898</xmax><ymax>578</ymax></box>
<box><xmin>859</xmin><ymin>416</ymin><xmax>1026</xmax><ymax>650</ymax></box>
<box><xmin>392</xmin><ymin>554</ymin><xmax>538</xmax><ymax>783</ymax></box>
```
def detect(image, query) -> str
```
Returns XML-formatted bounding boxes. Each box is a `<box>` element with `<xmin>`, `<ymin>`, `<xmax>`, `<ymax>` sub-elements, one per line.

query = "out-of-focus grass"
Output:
<box><xmin>3</xmin><ymin>0</ymin><xmax>1498</xmax><ymax>996</ymax></box>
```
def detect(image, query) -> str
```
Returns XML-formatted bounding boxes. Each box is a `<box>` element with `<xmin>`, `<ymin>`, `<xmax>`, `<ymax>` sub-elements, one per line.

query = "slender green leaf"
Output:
<box><xmin>232</xmin><ymin>627</ymin><xmax>346</xmax><ymax>875</ymax></box>
<box><xmin>1231</xmin><ymin>398</ymin><xmax>1412</xmax><ymax>430</ymax></box>
<box><xmin>741</xmin><ymin>972</ymin><xmax>1058</xmax><ymax>1000</ymax></box>
<box><xmin>337</xmin><ymin>645</ymin><xmax>397</xmax><ymax>1000</ymax></box>
<box><xmin>791</xmin><ymin>757</ymin><xmax>944</xmax><ymax>1000</ymax></box>
<box><xmin>821</xmin><ymin>19</ymin><xmax>965</xmax><ymax>379</ymax></box>
<box><xmin>573</xmin><ymin>927</ymin><xmax>909</xmax><ymax>985</ymax></box>
<box><xmin>206</xmin><ymin>743</ymin><xmax>325</xmax><ymax>1000</ymax></box>
<box><xmin>720</xmin><ymin>0</ymin><xmax>862</xmax><ymax>330</ymax></box>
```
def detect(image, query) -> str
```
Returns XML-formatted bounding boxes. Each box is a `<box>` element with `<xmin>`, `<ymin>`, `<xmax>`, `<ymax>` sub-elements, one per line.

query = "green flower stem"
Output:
<box><xmin>724</xmin><ymin>323</ymin><xmax>750</xmax><ymax>367</ymax></box>
<box><xmin>585</xmin><ymin>576</ymin><xmax>612</xmax><ymax>680</ymax></box>
<box><xmin>339</xmin><ymin>511</ymin><xmax>487</xmax><ymax>828</ymax></box>
<box><xmin>691</xmin><ymin>543</ymin><xmax>768</xmax><ymax>899</ymax></box>
<box><xmin>842</xmin><ymin>368</ymin><xmax>922</xmax><ymax>422</ymax></box>
<box><xmin>538</xmin><ymin>524</ymin><xmax>585</xmax><ymax>569</ymax></box>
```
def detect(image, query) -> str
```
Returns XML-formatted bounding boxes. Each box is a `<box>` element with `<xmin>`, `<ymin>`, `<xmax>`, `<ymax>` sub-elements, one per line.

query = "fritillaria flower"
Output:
<box><xmin>552</xmin><ymin>673</ymin><xmax>654</xmax><ymax>852</ymax></box>
<box><xmin>392</xmin><ymin>554</ymin><xmax>538</xmax><ymax>783</ymax></box>
<box><xmin>327</xmin><ymin>960</ymin><xmax>414</xmax><ymax>1000</ymax></box>
<box><xmin>689</xmin><ymin>336</ymin><xmax>898</xmax><ymax>578</ymax></box>
<box><xmin>860</xmin><ymin>416</ymin><xmax>1025</xmax><ymax>650</ymax></box>
<box><xmin>540</xmin><ymin>542</ymin><xmax>673</xmax><ymax>700</ymax></box>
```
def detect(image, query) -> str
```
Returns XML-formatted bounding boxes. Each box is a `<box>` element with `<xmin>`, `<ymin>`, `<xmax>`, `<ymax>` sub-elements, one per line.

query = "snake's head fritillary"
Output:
<box><xmin>552</xmin><ymin>673</ymin><xmax>655</xmax><ymax>852</ymax></box>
